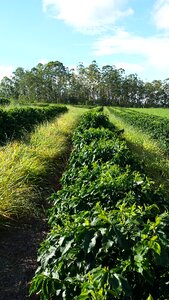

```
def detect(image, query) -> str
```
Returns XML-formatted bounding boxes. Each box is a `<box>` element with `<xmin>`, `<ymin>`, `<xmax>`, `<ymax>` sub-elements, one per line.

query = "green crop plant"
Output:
<box><xmin>0</xmin><ymin>105</ymin><xmax>68</xmax><ymax>145</ymax></box>
<box><xmin>106</xmin><ymin>106</ymin><xmax>169</xmax><ymax>193</ymax></box>
<box><xmin>0</xmin><ymin>106</ymin><xmax>87</xmax><ymax>227</ymax></box>
<box><xmin>130</xmin><ymin>108</ymin><xmax>169</xmax><ymax>119</ymax></box>
<box><xmin>107</xmin><ymin>107</ymin><xmax>169</xmax><ymax>151</ymax></box>
<box><xmin>30</xmin><ymin>111</ymin><xmax>169</xmax><ymax>300</ymax></box>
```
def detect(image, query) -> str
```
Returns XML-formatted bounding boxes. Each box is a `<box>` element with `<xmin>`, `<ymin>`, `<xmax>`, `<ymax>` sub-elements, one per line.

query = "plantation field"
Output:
<box><xmin>0</xmin><ymin>104</ymin><xmax>68</xmax><ymax>145</ymax></box>
<box><xmin>30</xmin><ymin>111</ymin><xmax>169</xmax><ymax>300</ymax></box>
<box><xmin>1</xmin><ymin>106</ymin><xmax>169</xmax><ymax>299</ymax></box>
<box><xmin>106</xmin><ymin>107</ymin><xmax>169</xmax><ymax>192</ymax></box>
<box><xmin>0</xmin><ymin>106</ymin><xmax>87</xmax><ymax>227</ymax></box>
<box><xmin>130</xmin><ymin>107</ymin><xmax>169</xmax><ymax>118</ymax></box>
<box><xmin>107</xmin><ymin>106</ymin><xmax>169</xmax><ymax>152</ymax></box>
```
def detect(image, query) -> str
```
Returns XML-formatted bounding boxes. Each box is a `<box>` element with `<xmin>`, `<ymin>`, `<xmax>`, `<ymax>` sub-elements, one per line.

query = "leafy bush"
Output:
<box><xmin>108</xmin><ymin>107</ymin><xmax>169</xmax><ymax>151</ymax></box>
<box><xmin>0</xmin><ymin>97</ymin><xmax>10</xmax><ymax>106</ymax></box>
<box><xmin>30</xmin><ymin>111</ymin><xmax>169</xmax><ymax>300</ymax></box>
<box><xmin>0</xmin><ymin>105</ymin><xmax>68</xmax><ymax>145</ymax></box>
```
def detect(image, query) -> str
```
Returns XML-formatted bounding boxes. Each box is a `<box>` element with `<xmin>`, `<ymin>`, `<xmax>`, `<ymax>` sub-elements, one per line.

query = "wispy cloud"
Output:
<box><xmin>153</xmin><ymin>0</ymin><xmax>169</xmax><ymax>30</ymax></box>
<box><xmin>43</xmin><ymin>0</ymin><xmax>133</xmax><ymax>33</ymax></box>
<box><xmin>93</xmin><ymin>29</ymin><xmax>169</xmax><ymax>70</ymax></box>
<box><xmin>0</xmin><ymin>66</ymin><xmax>14</xmax><ymax>81</ymax></box>
<box><xmin>115</xmin><ymin>62</ymin><xmax>145</xmax><ymax>74</ymax></box>
<box><xmin>38</xmin><ymin>58</ymin><xmax>49</xmax><ymax>65</ymax></box>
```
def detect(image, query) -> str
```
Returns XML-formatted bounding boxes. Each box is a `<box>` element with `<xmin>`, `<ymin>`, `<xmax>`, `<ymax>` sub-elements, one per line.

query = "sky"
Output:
<box><xmin>1</xmin><ymin>0</ymin><xmax>169</xmax><ymax>82</ymax></box>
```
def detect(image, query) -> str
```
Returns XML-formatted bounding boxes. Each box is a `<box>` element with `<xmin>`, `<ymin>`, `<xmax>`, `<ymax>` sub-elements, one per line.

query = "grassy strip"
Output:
<box><xmin>105</xmin><ymin>107</ymin><xmax>169</xmax><ymax>192</ymax></box>
<box><xmin>0</xmin><ymin>106</ymin><xmax>87</xmax><ymax>228</ymax></box>
<box><xmin>30</xmin><ymin>112</ymin><xmax>169</xmax><ymax>299</ymax></box>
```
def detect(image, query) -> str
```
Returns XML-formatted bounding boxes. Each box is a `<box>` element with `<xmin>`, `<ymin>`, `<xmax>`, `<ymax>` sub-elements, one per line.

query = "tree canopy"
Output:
<box><xmin>1</xmin><ymin>60</ymin><xmax>169</xmax><ymax>107</ymax></box>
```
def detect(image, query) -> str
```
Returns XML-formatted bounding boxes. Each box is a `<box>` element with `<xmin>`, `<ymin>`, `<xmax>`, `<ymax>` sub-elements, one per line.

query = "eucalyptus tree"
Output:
<box><xmin>142</xmin><ymin>80</ymin><xmax>165</xmax><ymax>107</ymax></box>
<box><xmin>12</xmin><ymin>67</ymin><xmax>26</xmax><ymax>99</ymax></box>
<box><xmin>43</xmin><ymin>61</ymin><xmax>69</xmax><ymax>103</ymax></box>
<box><xmin>151</xmin><ymin>80</ymin><xmax>166</xmax><ymax>107</ymax></box>
<box><xmin>85</xmin><ymin>60</ymin><xmax>101</xmax><ymax>104</ymax></box>
<box><xmin>122</xmin><ymin>74</ymin><xmax>144</xmax><ymax>107</ymax></box>
<box><xmin>0</xmin><ymin>76</ymin><xmax>15</xmax><ymax>99</ymax></box>
<box><xmin>1</xmin><ymin>59</ymin><xmax>169</xmax><ymax>107</ymax></box>
<box><xmin>161</xmin><ymin>78</ymin><xmax>169</xmax><ymax>107</ymax></box>
<box><xmin>101</xmin><ymin>65</ymin><xmax>125</xmax><ymax>106</ymax></box>
<box><xmin>21</xmin><ymin>64</ymin><xmax>45</xmax><ymax>102</ymax></box>
<box><xmin>76</xmin><ymin>62</ymin><xmax>91</xmax><ymax>103</ymax></box>
<box><xmin>66</xmin><ymin>68</ymin><xmax>85</xmax><ymax>104</ymax></box>
<box><xmin>16</xmin><ymin>61</ymin><xmax>69</xmax><ymax>103</ymax></box>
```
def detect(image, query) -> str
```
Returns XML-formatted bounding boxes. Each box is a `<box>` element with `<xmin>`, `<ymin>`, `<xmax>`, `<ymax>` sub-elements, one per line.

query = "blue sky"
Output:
<box><xmin>1</xmin><ymin>0</ymin><xmax>169</xmax><ymax>81</ymax></box>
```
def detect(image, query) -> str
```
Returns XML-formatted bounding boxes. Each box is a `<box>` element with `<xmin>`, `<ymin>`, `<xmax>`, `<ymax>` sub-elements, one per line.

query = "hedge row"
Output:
<box><xmin>30</xmin><ymin>112</ymin><xmax>169</xmax><ymax>300</ymax></box>
<box><xmin>0</xmin><ymin>105</ymin><xmax>68</xmax><ymax>145</ymax></box>
<box><xmin>0</xmin><ymin>98</ymin><xmax>10</xmax><ymax>106</ymax></box>
<box><xmin>108</xmin><ymin>107</ymin><xmax>169</xmax><ymax>151</ymax></box>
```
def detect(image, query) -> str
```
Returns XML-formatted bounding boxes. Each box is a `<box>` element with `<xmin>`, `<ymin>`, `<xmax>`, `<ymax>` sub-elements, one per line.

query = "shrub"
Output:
<box><xmin>0</xmin><ymin>105</ymin><xmax>68</xmax><ymax>145</ymax></box>
<box><xmin>0</xmin><ymin>97</ymin><xmax>10</xmax><ymax>106</ymax></box>
<box><xmin>30</xmin><ymin>111</ymin><xmax>169</xmax><ymax>300</ymax></box>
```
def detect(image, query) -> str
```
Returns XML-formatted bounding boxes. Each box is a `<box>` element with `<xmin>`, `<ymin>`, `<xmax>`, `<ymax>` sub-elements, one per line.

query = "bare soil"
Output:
<box><xmin>0</xmin><ymin>217</ymin><xmax>48</xmax><ymax>300</ymax></box>
<box><xmin>0</xmin><ymin>137</ymin><xmax>72</xmax><ymax>300</ymax></box>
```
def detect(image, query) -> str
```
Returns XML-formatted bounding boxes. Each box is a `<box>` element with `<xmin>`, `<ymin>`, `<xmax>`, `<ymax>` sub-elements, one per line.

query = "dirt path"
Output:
<box><xmin>0</xmin><ymin>218</ymin><xmax>48</xmax><ymax>300</ymax></box>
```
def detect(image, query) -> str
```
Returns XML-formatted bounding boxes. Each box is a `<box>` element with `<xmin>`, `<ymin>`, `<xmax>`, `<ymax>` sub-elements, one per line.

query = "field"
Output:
<box><xmin>0</xmin><ymin>105</ymin><xmax>169</xmax><ymax>299</ymax></box>
<box><xmin>0</xmin><ymin>105</ymin><xmax>88</xmax><ymax>226</ymax></box>
<box><xmin>129</xmin><ymin>107</ymin><xmax>169</xmax><ymax>118</ymax></box>
<box><xmin>106</xmin><ymin>107</ymin><xmax>169</xmax><ymax>192</ymax></box>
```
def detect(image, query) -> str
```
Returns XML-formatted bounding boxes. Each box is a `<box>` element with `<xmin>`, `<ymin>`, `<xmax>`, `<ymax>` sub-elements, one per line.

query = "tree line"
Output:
<box><xmin>0</xmin><ymin>60</ymin><xmax>169</xmax><ymax>107</ymax></box>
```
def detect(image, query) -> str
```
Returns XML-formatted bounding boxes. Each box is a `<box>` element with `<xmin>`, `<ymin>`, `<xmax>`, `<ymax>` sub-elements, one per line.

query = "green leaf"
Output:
<box><xmin>120</xmin><ymin>276</ymin><xmax>132</xmax><ymax>296</ymax></box>
<box><xmin>62</xmin><ymin>239</ymin><xmax>74</xmax><ymax>255</ymax></box>
<box><xmin>76</xmin><ymin>293</ymin><xmax>89</xmax><ymax>300</ymax></box>
<box><xmin>151</xmin><ymin>241</ymin><xmax>161</xmax><ymax>255</ymax></box>
<box><xmin>88</xmin><ymin>233</ymin><xmax>98</xmax><ymax>253</ymax></box>
<box><xmin>146</xmin><ymin>294</ymin><xmax>154</xmax><ymax>300</ymax></box>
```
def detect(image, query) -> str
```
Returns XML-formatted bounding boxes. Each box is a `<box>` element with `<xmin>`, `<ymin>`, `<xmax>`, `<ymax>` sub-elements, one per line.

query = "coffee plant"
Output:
<box><xmin>0</xmin><ymin>105</ymin><xmax>67</xmax><ymax>145</ymax></box>
<box><xmin>108</xmin><ymin>107</ymin><xmax>169</xmax><ymax>151</ymax></box>
<box><xmin>30</xmin><ymin>112</ymin><xmax>169</xmax><ymax>300</ymax></box>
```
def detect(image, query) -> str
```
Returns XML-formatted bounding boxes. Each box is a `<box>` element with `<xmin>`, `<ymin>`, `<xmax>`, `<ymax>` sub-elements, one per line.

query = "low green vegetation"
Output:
<box><xmin>107</xmin><ymin>107</ymin><xmax>169</xmax><ymax>152</ymax></box>
<box><xmin>130</xmin><ymin>107</ymin><xmax>169</xmax><ymax>118</ymax></box>
<box><xmin>0</xmin><ymin>105</ymin><xmax>67</xmax><ymax>145</ymax></box>
<box><xmin>105</xmin><ymin>107</ymin><xmax>169</xmax><ymax>192</ymax></box>
<box><xmin>30</xmin><ymin>112</ymin><xmax>169</xmax><ymax>300</ymax></box>
<box><xmin>0</xmin><ymin>106</ymin><xmax>87</xmax><ymax>227</ymax></box>
<box><xmin>0</xmin><ymin>97</ymin><xmax>10</xmax><ymax>106</ymax></box>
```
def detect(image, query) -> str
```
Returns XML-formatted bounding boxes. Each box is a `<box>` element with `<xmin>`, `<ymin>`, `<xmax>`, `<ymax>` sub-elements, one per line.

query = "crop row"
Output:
<box><xmin>0</xmin><ymin>97</ymin><xmax>10</xmax><ymax>106</ymax></box>
<box><xmin>0</xmin><ymin>105</ymin><xmax>68</xmax><ymax>145</ymax></box>
<box><xmin>30</xmin><ymin>112</ymin><xmax>169</xmax><ymax>300</ymax></box>
<box><xmin>108</xmin><ymin>107</ymin><xmax>169</xmax><ymax>151</ymax></box>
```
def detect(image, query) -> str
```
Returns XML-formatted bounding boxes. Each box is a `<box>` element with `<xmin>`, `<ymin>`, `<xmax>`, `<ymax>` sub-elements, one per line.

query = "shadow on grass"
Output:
<box><xmin>125</xmin><ymin>137</ymin><xmax>169</xmax><ymax>193</ymax></box>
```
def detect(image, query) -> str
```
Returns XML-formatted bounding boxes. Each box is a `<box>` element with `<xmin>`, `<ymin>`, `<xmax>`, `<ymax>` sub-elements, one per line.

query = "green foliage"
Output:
<box><xmin>30</xmin><ymin>111</ymin><xmax>169</xmax><ymax>299</ymax></box>
<box><xmin>0</xmin><ymin>97</ymin><xmax>10</xmax><ymax>106</ymax></box>
<box><xmin>74</xmin><ymin>112</ymin><xmax>114</xmax><ymax>133</ymax></box>
<box><xmin>129</xmin><ymin>108</ymin><xmax>169</xmax><ymax>119</ymax></box>
<box><xmin>109</xmin><ymin>107</ymin><xmax>169</xmax><ymax>151</ymax></box>
<box><xmin>1</xmin><ymin>60</ymin><xmax>169</xmax><ymax>107</ymax></box>
<box><xmin>0</xmin><ymin>105</ymin><xmax>68</xmax><ymax>145</ymax></box>
<box><xmin>0</xmin><ymin>106</ymin><xmax>86</xmax><ymax>226</ymax></box>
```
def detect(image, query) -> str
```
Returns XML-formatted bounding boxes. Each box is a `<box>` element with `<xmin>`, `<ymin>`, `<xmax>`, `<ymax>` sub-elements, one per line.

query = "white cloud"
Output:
<box><xmin>38</xmin><ymin>58</ymin><xmax>49</xmax><ymax>65</ymax></box>
<box><xmin>153</xmin><ymin>0</ymin><xmax>169</xmax><ymax>30</ymax></box>
<box><xmin>0</xmin><ymin>66</ymin><xmax>14</xmax><ymax>81</ymax></box>
<box><xmin>93</xmin><ymin>29</ymin><xmax>169</xmax><ymax>70</ymax></box>
<box><xmin>43</xmin><ymin>0</ymin><xmax>133</xmax><ymax>33</ymax></box>
<box><xmin>115</xmin><ymin>62</ymin><xmax>145</xmax><ymax>74</ymax></box>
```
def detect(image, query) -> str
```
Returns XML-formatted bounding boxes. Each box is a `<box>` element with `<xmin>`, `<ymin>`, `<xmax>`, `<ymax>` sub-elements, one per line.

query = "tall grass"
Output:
<box><xmin>0</xmin><ymin>106</ymin><xmax>87</xmax><ymax>227</ymax></box>
<box><xmin>105</xmin><ymin>107</ymin><xmax>169</xmax><ymax>192</ymax></box>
